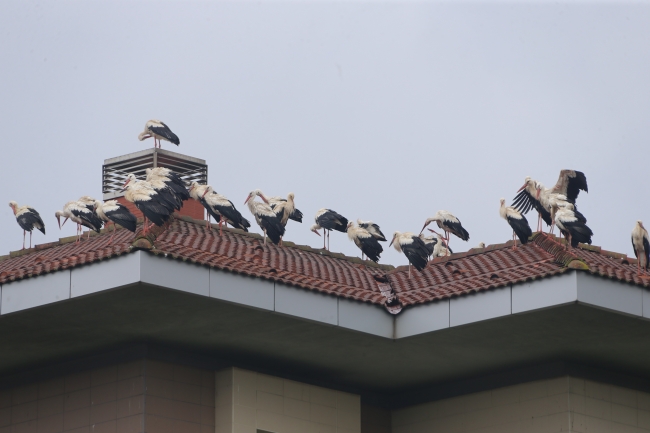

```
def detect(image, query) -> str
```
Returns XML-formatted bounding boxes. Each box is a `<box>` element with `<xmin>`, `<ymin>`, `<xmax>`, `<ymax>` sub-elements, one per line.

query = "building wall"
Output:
<box><xmin>391</xmin><ymin>376</ymin><xmax>650</xmax><ymax>433</ymax></box>
<box><xmin>0</xmin><ymin>358</ymin><xmax>215</xmax><ymax>433</ymax></box>
<box><xmin>216</xmin><ymin>368</ymin><xmax>361</xmax><ymax>433</ymax></box>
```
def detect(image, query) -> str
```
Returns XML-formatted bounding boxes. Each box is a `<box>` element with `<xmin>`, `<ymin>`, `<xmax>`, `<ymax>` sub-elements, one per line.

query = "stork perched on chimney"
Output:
<box><xmin>138</xmin><ymin>120</ymin><xmax>180</xmax><ymax>148</ymax></box>
<box><xmin>9</xmin><ymin>201</ymin><xmax>45</xmax><ymax>249</ymax></box>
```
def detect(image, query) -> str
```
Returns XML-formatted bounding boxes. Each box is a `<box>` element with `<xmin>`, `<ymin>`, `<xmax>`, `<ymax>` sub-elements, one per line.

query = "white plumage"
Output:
<box><xmin>346</xmin><ymin>222</ymin><xmax>383</xmax><ymax>262</ymax></box>
<box><xmin>420</xmin><ymin>210</ymin><xmax>469</xmax><ymax>250</ymax></box>
<box><xmin>9</xmin><ymin>201</ymin><xmax>45</xmax><ymax>249</ymax></box>
<box><xmin>499</xmin><ymin>198</ymin><xmax>532</xmax><ymax>249</ymax></box>
<box><xmin>138</xmin><ymin>120</ymin><xmax>180</xmax><ymax>148</ymax></box>
<box><xmin>244</xmin><ymin>190</ymin><xmax>285</xmax><ymax>245</ymax></box>
<box><xmin>632</xmin><ymin>221</ymin><xmax>650</xmax><ymax>276</ymax></box>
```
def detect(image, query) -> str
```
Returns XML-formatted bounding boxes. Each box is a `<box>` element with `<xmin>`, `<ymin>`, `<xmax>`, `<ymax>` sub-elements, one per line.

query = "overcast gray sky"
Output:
<box><xmin>1</xmin><ymin>1</ymin><xmax>649</xmax><ymax>266</ymax></box>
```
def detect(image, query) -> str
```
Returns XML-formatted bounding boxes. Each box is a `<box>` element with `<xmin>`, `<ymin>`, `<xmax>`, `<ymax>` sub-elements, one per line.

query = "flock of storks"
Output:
<box><xmin>8</xmin><ymin>120</ymin><xmax>650</xmax><ymax>277</ymax></box>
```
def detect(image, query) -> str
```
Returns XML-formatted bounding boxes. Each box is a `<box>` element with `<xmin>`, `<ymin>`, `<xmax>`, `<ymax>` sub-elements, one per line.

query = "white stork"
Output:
<box><xmin>512</xmin><ymin>177</ymin><xmax>552</xmax><ymax>232</ymax></box>
<box><xmin>346</xmin><ymin>222</ymin><xmax>383</xmax><ymax>263</ymax></box>
<box><xmin>189</xmin><ymin>182</ymin><xmax>250</xmax><ymax>234</ymax></box>
<box><xmin>553</xmin><ymin>203</ymin><xmax>593</xmax><ymax>250</ymax></box>
<box><xmin>9</xmin><ymin>201</ymin><xmax>45</xmax><ymax>249</ymax></box>
<box><xmin>55</xmin><ymin>201</ymin><xmax>103</xmax><ymax>243</ymax></box>
<box><xmin>356</xmin><ymin>219</ymin><xmax>386</xmax><ymax>260</ymax></box>
<box><xmin>418</xmin><ymin>233</ymin><xmax>452</xmax><ymax>259</ymax></box>
<box><xmin>475</xmin><ymin>242</ymin><xmax>486</xmax><ymax>249</ymax></box>
<box><xmin>244</xmin><ymin>190</ymin><xmax>285</xmax><ymax>245</ymax></box>
<box><xmin>309</xmin><ymin>208</ymin><xmax>349</xmax><ymax>250</ymax></box>
<box><xmin>390</xmin><ymin>231</ymin><xmax>430</xmax><ymax>278</ymax></box>
<box><xmin>146</xmin><ymin>167</ymin><xmax>190</xmax><ymax>203</ymax></box>
<box><xmin>420</xmin><ymin>210</ymin><xmax>470</xmax><ymax>250</ymax></box>
<box><xmin>632</xmin><ymin>221</ymin><xmax>650</xmax><ymax>276</ymax></box>
<box><xmin>138</xmin><ymin>120</ymin><xmax>180</xmax><ymax>148</ymax></box>
<box><xmin>268</xmin><ymin>193</ymin><xmax>303</xmax><ymax>224</ymax></box>
<box><xmin>94</xmin><ymin>200</ymin><xmax>137</xmax><ymax>243</ymax></box>
<box><xmin>122</xmin><ymin>174</ymin><xmax>174</xmax><ymax>234</ymax></box>
<box><xmin>499</xmin><ymin>198</ymin><xmax>533</xmax><ymax>250</ymax></box>
<box><xmin>513</xmin><ymin>170</ymin><xmax>588</xmax><ymax>232</ymax></box>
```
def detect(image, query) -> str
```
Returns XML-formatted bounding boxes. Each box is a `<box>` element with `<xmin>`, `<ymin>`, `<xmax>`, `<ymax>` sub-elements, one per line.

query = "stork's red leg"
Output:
<box><xmin>219</xmin><ymin>219</ymin><xmax>223</xmax><ymax>236</ymax></box>
<box><xmin>30</xmin><ymin>231</ymin><xmax>32</xmax><ymax>249</ymax></box>
<box><xmin>409</xmin><ymin>264</ymin><xmax>411</xmax><ymax>279</ymax></box>
<box><xmin>22</xmin><ymin>230</ymin><xmax>25</xmax><ymax>250</ymax></box>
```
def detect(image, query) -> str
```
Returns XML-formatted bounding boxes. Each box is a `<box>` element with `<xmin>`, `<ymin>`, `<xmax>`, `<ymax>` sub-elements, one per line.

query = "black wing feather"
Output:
<box><xmin>507</xmin><ymin>214</ymin><xmax>533</xmax><ymax>244</ymax></box>
<box><xmin>149</xmin><ymin>123</ymin><xmax>180</xmax><ymax>145</ymax></box>
<box><xmin>357</xmin><ymin>236</ymin><xmax>383</xmax><ymax>263</ymax></box>
<box><xmin>16</xmin><ymin>209</ymin><xmax>46</xmax><ymax>234</ymax></box>
<box><xmin>318</xmin><ymin>210</ymin><xmax>348</xmax><ymax>232</ymax></box>
<box><xmin>402</xmin><ymin>237</ymin><xmax>429</xmax><ymax>271</ymax></box>
<box><xmin>106</xmin><ymin>205</ymin><xmax>137</xmax><ymax>232</ymax></box>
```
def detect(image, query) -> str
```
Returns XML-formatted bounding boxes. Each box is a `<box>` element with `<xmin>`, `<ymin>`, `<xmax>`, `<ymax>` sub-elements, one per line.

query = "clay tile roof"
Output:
<box><xmin>0</xmin><ymin>214</ymin><xmax>648</xmax><ymax>313</ymax></box>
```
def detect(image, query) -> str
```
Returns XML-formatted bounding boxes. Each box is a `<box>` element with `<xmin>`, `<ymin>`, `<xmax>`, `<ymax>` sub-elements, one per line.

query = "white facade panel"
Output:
<box><xmin>275</xmin><ymin>283</ymin><xmax>337</xmax><ymax>325</ymax></box>
<box><xmin>395</xmin><ymin>300</ymin><xmax>449</xmax><ymax>338</ymax></box>
<box><xmin>71</xmin><ymin>252</ymin><xmax>140</xmax><ymax>298</ymax></box>
<box><xmin>450</xmin><ymin>286</ymin><xmax>511</xmax><ymax>327</ymax></box>
<box><xmin>577</xmin><ymin>272</ymin><xmax>642</xmax><ymax>317</ymax></box>
<box><xmin>140</xmin><ymin>253</ymin><xmax>209</xmax><ymax>296</ymax></box>
<box><xmin>338</xmin><ymin>298</ymin><xmax>393</xmax><ymax>338</ymax></box>
<box><xmin>210</xmin><ymin>269</ymin><xmax>274</xmax><ymax>311</ymax></box>
<box><xmin>512</xmin><ymin>272</ymin><xmax>577</xmax><ymax>314</ymax></box>
<box><xmin>1</xmin><ymin>270</ymin><xmax>70</xmax><ymax>315</ymax></box>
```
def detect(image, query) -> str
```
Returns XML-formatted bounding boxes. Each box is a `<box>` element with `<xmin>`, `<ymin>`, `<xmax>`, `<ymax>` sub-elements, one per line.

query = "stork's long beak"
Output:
<box><xmin>419</xmin><ymin>223</ymin><xmax>428</xmax><ymax>235</ymax></box>
<box><xmin>389</xmin><ymin>236</ymin><xmax>396</xmax><ymax>247</ymax></box>
<box><xmin>259</xmin><ymin>194</ymin><xmax>270</xmax><ymax>204</ymax></box>
<box><xmin>62</xmin><ymin>217</ymin><xmax>68</xmax><ymax>227</ymax></box>
<box><xmin>313</xmin><ymin>230</ymin><xmax>321</xmax><ymax>237</ymax></box>
<box><xmin>202</xmin><ymin>190</ymin><xmax>209</xmax><ymax>199</ymax></box>
<box><xmin>517</xmin><ymin>183</ymin><xmax>527</xmax><ymax>192</ymax></box>
<box><xmin>536</xmin><ymin>188</ymin><xmax>541</xmax><ymax>200</ymax></box>
<box><xmin>57</xmin><ymin>215</ymin><xmax>61</xmax><ymax>229</ymax></box>
<box><xmin>244</xmin><ymin>195</ymin><xmax>251</xmax><ymax>204</ymax></box>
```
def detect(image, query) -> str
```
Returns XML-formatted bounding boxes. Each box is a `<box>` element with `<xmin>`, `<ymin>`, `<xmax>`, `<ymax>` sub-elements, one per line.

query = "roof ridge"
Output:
<box><xmin>532</xmin><ymin>232</ymin><xmax>589</xmax><ymax>270</ymax></box>
<box><xmin>172</xmin><ymin>213</ymin><xmax>395</xmax><ymax>271</ymax></box>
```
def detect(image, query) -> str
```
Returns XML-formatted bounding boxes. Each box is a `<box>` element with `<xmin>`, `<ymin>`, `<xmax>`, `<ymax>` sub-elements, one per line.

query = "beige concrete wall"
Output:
<box><xmin>215</xmin><ymin>368</ymin><xmax>360</xmax><ymax>433</ymax></box>
<box><xmin>392</xmin><ymin>376</ymin><xmax>650</xmax><ymax>433</ymax></box>
<box><xmin>0</xmin><ymin>359</ymin><xmax>215</xmax><ymax>433</ymax></box>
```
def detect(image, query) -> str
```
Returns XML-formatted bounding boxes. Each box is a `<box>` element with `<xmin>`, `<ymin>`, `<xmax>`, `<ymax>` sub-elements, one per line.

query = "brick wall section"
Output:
<box><xmin>116</xmin><ymin>197</ymin><xmax>205</xmax><ymax>221</ymax></box>
<box><xmin>0</xmin><ymin>359</ymin><xmax>214</xmax><ymax>433</ymax></box>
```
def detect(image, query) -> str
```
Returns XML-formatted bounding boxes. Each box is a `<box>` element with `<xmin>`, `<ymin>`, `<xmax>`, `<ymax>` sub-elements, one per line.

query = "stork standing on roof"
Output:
<box><xmin>244</xmin><ymin>190</ymin><xmax>285</xmax><ymax>245</ymax></box>
<box><xmin>9</xmin><ymin>201</ymin><xmax>45</xmax><ymax>249</ymax></box>
<box><xmin>632</xmin><ymin>221</ymin><xmax>650</xmax><ymax>276</ymax></box>
<box><xmin>55</xmin><ymin>201</ymin><xmax>103</xmax><ymax>243</ymax></box>
<box><xmin>419</xmin><ymin>233</ymin><xmax>452</xmax><ymax>259</ymax></box>
<box><xmin>552</xmin><ymin>202</ymin><xmax>593</xmax><ymax>250</ymax></box>
<box><xmin>138</xmin><ymin>120</ymin><xmax>180</xmax><ymax>148</ymax></box>
<box><xmin>513</xmin><ymin>170</ymin><xmax>588</xmax><ymax>233</ymax></box>
<box><xmin>420</xmin><ymin>211</ymin><xmax>469</xmax><ymax>251</ymax></box>
<box><xmin>346</xmin><ymin>222</ymin><xmax>383</xmax><ymax>263</ymax></box>
<box><xmin>122</xmin><ymin>174</ymin><xmax>174</xmax><ymax>234</ymax></box>
<box><xmin>512</xmin><ymin>178</ymin><xmax>552</xmax><ymax>232</ymax></box>
<box><xmin>390</xmin><ymin>232</ymin><xmax>429</xmax><ymax>278</ymax></box>
<box><xmin>189</xmin><ymin>182</ymin><xmax>250</xmax><ymax>235</ymax></box>
<box><xmin>268</xmin><ymin>194</ymin><xmax>303</xmax><ymax>224</ymax></box>
<box><xmin>310</xmin><ymin>208</ymin><xmax>348</xmax><ymax>250</ymax></box>
<box><xmin>499</xmin><ymin>198</ymin><xmax>532</xmax><ymax>250</ymax></box>
<box><xmin>357</xmin><ymin>219</ymin><xmax>386</xmax><ymax>260</ymax></box>
<box><xmin>267</xmin><ymin>193</ymin><xmax>301</xmax><ymax>245</ymax></box>
<box><xmin>93</xmin><ymin>200</ymin><xmax>137</xmax><ymax>243</ymax></box>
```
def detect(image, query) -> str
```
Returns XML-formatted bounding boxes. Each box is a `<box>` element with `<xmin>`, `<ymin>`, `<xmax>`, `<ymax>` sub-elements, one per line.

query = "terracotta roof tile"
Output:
<box><xmin>0</xmin><ymin>215</ymin><xmax>648</xmax><ymax>313</ymax></box>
